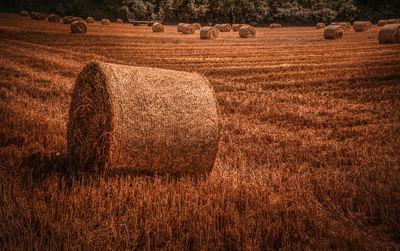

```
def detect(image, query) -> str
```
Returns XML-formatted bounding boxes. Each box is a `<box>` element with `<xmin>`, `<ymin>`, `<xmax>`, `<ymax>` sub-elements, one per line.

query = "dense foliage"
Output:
<box><xmin>1</xmin><ymin>0</ymin><xmax>399</xmax><ymax>26</ymax></box>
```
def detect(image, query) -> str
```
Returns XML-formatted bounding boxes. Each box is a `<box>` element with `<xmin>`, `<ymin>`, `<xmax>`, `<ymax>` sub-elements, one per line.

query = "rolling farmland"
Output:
<box><xmin>0</xmin><ymin>13</ymin><xmax>399</xmax><ymax>249</ymax></box>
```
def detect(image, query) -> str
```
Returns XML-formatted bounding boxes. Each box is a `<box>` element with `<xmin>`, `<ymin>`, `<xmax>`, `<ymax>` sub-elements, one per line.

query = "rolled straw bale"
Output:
<box><xmin>48</xmin><ymin>14</ymin><xmax>60</xmax><ymax>22</ymax></box>
<box><xmin>270</xmin><ymin>23</ymin><xmax>282</xmax><ymax>28</ymax></box>
<box><xmin>70</xmin><ymin>21</ymin><xmax>87</xmax><ymax>33</ymax></box>
<box><xmin>72</xmin><ymin>17</ymin><xmax>84</xmax><ymax>22</ymax></box>
<box><xmin>378</xmin><ymin>20</ymin><xmax>387</xmax><ymax>26</ymax></box>
<box><xmin>239</xmin><ymin>25</ymin><xmax>256</xmax><ymax>38</ymax></box>
<box><xmin>30</xmin><ymin>11</ymin><xmax>38</xmax><ymax>18</ymax></box>
<box><xmin>32</xmin><ymin>12</ymin><xmax>47</xmax><ymax>20</ymax></box>
<box><xmin>215</xmin><ymin>24</ymin><xmax>231</xmax><ymax>32</ymax></box>
<box><xmin>67</xmin><ymin>62</ymin><xmax>220</xmax><ymax>175</ymax></box>
<box><xmin>20</xmin><ymin>10</ymin><xmax>29</xmax><ymax>17</ymax></box>
<box><xmin>316</xmin><ymin>23</ymin><xmax>326</xmax><ymax>29</ymax></box>
<box><xmin>387</xmin><ymin>19</ymin><xmax>400</xmax><ymax>24</ymax></box>
<box><xmin>152</xmin><ymin>22</ymin><xmax>164</xmax><ymax>32</ymax></box>
<box><xmin>177</xmin><ymin>23</ymin><xmax>185</xmax><ymax>32</ymax></box>
<box><xmin>102</xmin><ymin>19</ymin><xmax>111</xmax><ymax>25</ymax></box>
<box><xmin>182</xmin><ymin>24</ymin><xmax>195</xmax><ymax>34</ymax></box>
<box><xmin>86</xmin><ymin>17</ymin><xmax>95</xmax><ymax>23</ymax></box>
<box><xmin>353</xmin><ymin>21</ymin><xmax>372</xmax><ymax>31</ymax></box>
<box><xmin>337</xmin><ymin>22</ymin><xmax>351</xmax><ymax>30</ymax></box>
<box><xmin>193</xmin><ymin>23</ymin><xmax>201</xmax><ymax>30</ymax></box>
<box><xmin>63</xmin><ymin>16</ymin><xmax>74</xmax><ymax>24</ymax></box>
<box><xmin>200</xmin><ymin>26</ymin><xmax>219</xmax><ymax>39</ymax></box>
<box><xmin>116</xmin><ymin>18</ymin><xmax>123</xmax><ymax>23</ymax></box>
<box><xmin>232</xmin><ymin>24</ymin><xmax>247</xmax><ymax>31</ymax></box>
<box><xmin>378</xmin><ymin>24</ymin><xmax>400</xmax><ymax>44</ymax></box>
<box><xmin>324</xmin><ymin>25</ymin><xmax>344</xmax><ymax>39</ymax></box>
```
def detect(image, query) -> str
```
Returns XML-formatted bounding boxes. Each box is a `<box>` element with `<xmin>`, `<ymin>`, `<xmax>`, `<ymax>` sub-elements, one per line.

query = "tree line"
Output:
<box><xmin>1</xmin><ymin>0</ymin><xmax>399</xmax><ymax>26</ymax></box>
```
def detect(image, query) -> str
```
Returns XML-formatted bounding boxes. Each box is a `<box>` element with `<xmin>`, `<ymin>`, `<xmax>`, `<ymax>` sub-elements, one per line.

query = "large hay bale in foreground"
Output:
<box><xmin>387</xmin><ymin>19</ymin><xmax>400</xmax><ymax>24</ymax></box>
<box><xmin>101</xmin><ymin>19</ymin><xmax>111</xmax><ymax>25</ymax></box>
<box><xmin>152</xmin><ymin>22</ymin><xmax>164</xmax><ymax>32</ymax></box>
<box><xmin>378</xmin><ymin>20</ymin><xmax>387</xmax><ymax>26</ymax></box>
<box><xmin>48</xmin><ymin>14</ymin><xmax>60</xmax><ymax>22</ymax></box>
<box><xmin>324</xmin><ymin>25</ymin><xmax>344</xmax><ymax>39</ymax></box>
<box><xmin>116</xmin><ymin>18</ymin><xmax>123</xmax><ymax>23</ymax></box>
<box><xmin>177</xmin><ymin>23</ymin><xmax>185</xmax><ymax>32</ymax></box>
<box><xmin>86</xmin><ymin>17</ymin><xmax>95</xmax><ymax>23</ymax></box>
<box><xmin>182</xmin><ymin>24</ymin><xmax>195</xmax><ymax>34</ymax></box>
<box><xmin>200</xmin><ymin>26</ymin><xmax>219</xmax><ymax>39</ymax></box>
<box><xmin>63</xmin><ymin>16</ymin><xmax>74</xmax><ymax>24</ymax></box>
<box><xmin>193</xmin><ymin>23</ymin><xmax>201</xmax><ymax>30</ymax></box>
<box><xmin>70</xmin><ymin>21</ymin><xmax>87</xmax><ymax>33</ymax></box>
<box><xmin>353</xmin><ymin>21</ymin><xmax>372</xmax><ymax>31</ymax></box>
<box><xmin>239</xmin><ymin>25</ymin><xmax>256</xmax><ymax>38</ymax></box>
<box><xmin>270</xmin><ymin>23</ymin><xmax>282</xmax><ymax>28</ymax></box>
<box><xmin>378</xmin><ymin>24</ymin><xmax>400</xmax><ymax>44</ymax></box>
<box><xmin>20</xmin><ymin>10</ymin><xmax>29</xmax><ymax>17</ymax></box>
<box><xmin>68</xmin><ymin>62</ymin><xmax>220</xmax><ymax>176</ymax></box>
<box><xmin>231</xmin><ymin>24</ymin><xmax>247</xmax><ymax>32</ymax></box>
<box><xmin>316</xmin><ymin>23</ymin><xmax>326</xmax><ymax>29</ymax></box>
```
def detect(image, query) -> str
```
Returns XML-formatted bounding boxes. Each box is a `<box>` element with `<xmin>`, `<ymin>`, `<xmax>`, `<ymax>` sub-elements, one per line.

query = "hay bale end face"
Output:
<box><xmin>353</xmin><ymin>21</ymin><xmax>372</xmax><ymax>32</ymax></box>
<box><xmin>70</xmin><ymin>21</ymin><xmax>87</xmax><ymax>33</ymax></box>
<box><xmin>116</xmin><ymin>18</ymin><xmax>123</xmax><ymax>23</ymax></box>
<box><xmin>86</xmin><ymin>17</ymin><xmax>95</xmax><ymax>23</ymax></box>
<box><xmin>177</xmin><ymin>23</ymin><xmax>185</xmax><ymax>32</ymax></box>
<box><xmin>378</xmin><ymin>24</ymin><xmax>400</xmax><ymax>44</ymax></box>
<box><xmin>102</xmin><ymin>19</ymin><xmax>111</xmax><ymax>25</ymax></box>
<box><xmin>378</xmin><ymin>20</ymin><xmax>387</xmax><ymax>26</ymax></box>
<box><xmin>152</xmin><ymin>22</ymin><xmax>164</xmax><ymax>32</ymax></box>
<box><xmin>270</xmin><ymin>23</ymin><xmax>282</xmax><ymax>28</ymax></box>
<box><xmin>324</xmin><ymin>25</ymin><xmax>344</xmax><ymax>39</ymax></box>
<box><xmin>20</xmin><ymin>10</ymin><xmax>29</xmax><ymax>17</ymax></box>
<box><xmin>48</xmin><ymin>14</ymin><xmax>60</xmax><ymax>23</ymax></box>
<box><xmin>67</xmin><ymin>62</ymin><xmax>220</xmax><ymax>176</ymax></box>
<box><xmin>193</xmin><ymin>23</ymin><xmax>201</xmax><ymax>30</ymax></box>
<box><xmin>182</xmin><ymin>24</ymin><xmax>195</xmax><ymax>34</ymax></box>
<box><xmin>316</xmin><ymin>23</ymin><xmax>326</xmax><ymax>29</ymax></box>
<box><xmin>200</xmin><ymin>26</ymin><xmax>219</xmax><ymax>39</ymax></box>
<box><xmin>63</xmin><ymin>16</ymin><xmax>74</xmax><ymax>24</ymax></box>
<box><xmin>239</xmin><ymin>25</ymin><xmax>256</xmax><ymax>38</ymax></box>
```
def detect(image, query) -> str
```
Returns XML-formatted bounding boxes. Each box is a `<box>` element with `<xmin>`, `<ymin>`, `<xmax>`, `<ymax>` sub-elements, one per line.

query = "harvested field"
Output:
<box><xmin>0</xmin><ymin>12</ymin><xmax>399</xmax><ymax>250</ymax></box>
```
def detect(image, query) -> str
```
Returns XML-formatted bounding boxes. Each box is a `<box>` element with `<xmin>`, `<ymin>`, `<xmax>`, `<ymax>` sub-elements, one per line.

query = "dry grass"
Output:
<box><xmin>0</xmin><ymin>13</ymin><xmax>400</xmax><ymax>250</ymax></box>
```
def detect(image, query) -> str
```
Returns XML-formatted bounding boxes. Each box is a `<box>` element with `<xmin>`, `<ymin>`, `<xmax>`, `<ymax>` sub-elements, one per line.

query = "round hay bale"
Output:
<box><xmin>20</xmin><ymin>10</ymin><xmax>29</xmax><ymax>17</ymax></box>
<box><xmin>67</xmin><ymin>62</ymin><xmax>220</xmax><ymax>176</ymax></box>
<box><xmin>86</xmin><ymin>17</ymin><xmax>95</xmax><ymax>23</ymax></box>
<box><xmin>316</xmin><ymin>22</ymin><xmax>326</xmax><ymax>29</ymax></box>
<box><xmin>231</xmin><ymin>24</ymin><xmax>247</xmax><ymax>32</ymax></box>
<box><xmin>378</xmin><ymin>24</ymin><xmax>400</xmax><ymax>44</ymax></box>
<box><xmin>337</xmin><ymin>22</ymin><xmax>351</xmax><ymax>30</ymax></box>
<box><xmin>72</xmin><ymin>17</ymin><xmax>84</xmax><ymax>22</ymax></box>
<box><xmin>387</xmin><ymin>19</ymin><xmax>400</xmax><ymax>24</ymax></box>
<box><xmin>48</xmin><ymin>14</ymin><xmax>60</xmax><ymax>23</ymax></box>
<box><xmin>30</xmin><ymin>11</ymin><xmax>38</xmax><ymax>19</ymax></box>
<box><xmin>324</xmin><ymin>25</ymin><xmax>344</xmax><ymax>39</ymax></box>
<box><xmin>63</xmin><ymin>16</ymin><xmax>74</xmax><ymax>24</ymax></box>
<box><xmin>116</xmin><ymin>18</ymin><xmax>123</xmax><ymax>23</ymax></box>
<box><xmin>152</xmin><ymin>22</ymin><xmax>164</xmax><ymax>32</ymax></box>
<box><xmin>378</xmin><ymin>20</ymin><xmax>387</xmax><ymax>26</ymax></box>
<box><xmin>177</xmin><ymin>23</ymin><xmax>185</xmax><ymax>32</ymax></box>
<box><xmin>270</xmin><ymin>23</ymin><xmax>282</xmax><ymax>28</ymax></box>
<box><xmin>102</xmin><ymin>19</ymin><xmax>111</xmax><ymax>25</ymax></box>
<box><xmin>193</xmin><ymin>23</ymin><xmax>201</xmax><ymax>30</ymax></box>
<box><xmin>182</xmin><ymin>24</ymin><xmax>195</xmax><ymax>34</ymax></box>
<box><xmin>353</xmin><ymin>21</ymin><xmax>372</xmax><ymax>32</ymax></box>
<box><xmin>200</xmin><ymin>26</ymin><xmax>219</xmax><ymax>39</ymax></box>
<box><xmin>239</xmin><ymin>25</ymin><xmax>256</xmax><ymax>38</ymax></box>
<box><xmin>215</xmin><ymin>24</ymin><xmax>231</xmax><ymax>32</ymax></box>
<box><xmin>70</xmin><ymin>21</ymin><xmax>87</xmax><ymax>33</ymax></box>
<box><xmin>32</xmin><ymin>12</ymin><xmax>47</xmax><ymax>20</ymax></box>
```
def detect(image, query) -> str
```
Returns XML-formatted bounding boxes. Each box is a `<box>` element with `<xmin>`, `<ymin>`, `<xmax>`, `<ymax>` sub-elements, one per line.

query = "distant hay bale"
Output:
<box><xmin>193</xmin><ymin>23</ymin><xmax>201</xmax><ymax>30</ymax></box>
<box><xmin>63</xmin><ymin>16</ymin><xmax>74</xmax><ymax>24</ymax></box>
<box><xmin>30</xmin><ymin>11</ymin><xmax>38</xmax><ymax>18</ymax></box>
<box><xmin>72</xmin><ymin>17</ymin><xmax>84</xmax><ymax>22</ymax></box>
<box><xmin>48</xmin><ymin>14</ymin><xmax>60</xmax><ymax>23</ymax></box>
<box><xmin>152</xmin><ymin>22</ymin><xmax>164</xmax><ymax>32</ymax></box>
<box><xmin>67</xmin><ymin>62</ymin><xmax>220</xmax><ymax>176</ymax></box>
<box><xmin>86</xmin><ymin>17</ymin><xmax>95</xmax><ymax>23</ymax></box>
<box><xmin>239</xmin><ymin>25</ymin><xmax>256</xmax><ymax>38</ymax></box>
<box><xmin>200</xmin><ymin>26</ymin><xmax>219</xmax><ymax>39</ymax></box>
<box><xmin>182</xmin><ymin>24</ymin><xmax>195</xmax><ymax>34</ymax></box>
<box><xmin>353</xmin><ymin>21</ymin><xmax>372</xmax><ymax>31</ymax></box>
<box><xmin>231</xmin><ymin>24</ymin><xmax>247</xmax><ymax>31</ymax></box>
<box><xmin>20</xmin><ymin>10</ymin><xmax>29</xmax><ymax>17</ymax></box>
<box><xmin>378</xmin><ymin>20</ymin><xmax>387</xmax><ymax>26</ymax></box>
<box><xmin>378</xmin><ymin>24</ymin><xmax>400</xmax><ymax>44</ymax></box>
<box><xmin>177</xmin><ymin>23</ymin><xmax>185</xmax><ymax>32</ymax></box>
<box><xmin>337</xmin><ymin>22</ymin><xmax>352</xmax><ymax>30</ymax></box>
<box><xmin>31</xmin><ymin>12</ymin><xmax>47</xmax><ymax>20</ymax></box>
<box><xmin>102</xmin><ymin>19</ymin><xmax>111</xmax><ymax>25</ymax></box>
<box><xmin>215</xmin><ymin>24</ymin><xmax>231</xmax><ymax>32</ymax></box>
<box><xmin>270</xmin><ymin>23</ymin><xmax>282</xmax><ymax>28</ymax></box>
<box><xmin>316</xmin><ymin>23</ymin><xmax>326</xmax><ymax>29</ymax></box>
<box><xmin>70</xmin><ymin>21</ymin><xmax>87</xmax><ymax>33</ymax></box>
<box><xmin>387</xmin><ymin>19</ymin><xmax>400</xmax><ymax>24</ymax></box>
<box><xmin>116</xmin><ymin>18</ymin><xmax>123</xmax><ymax>23</ymax></box>
<box><xmin>324</xmin><ymin>25</ymin><xmax>344</xmax><ymax>39</ymax></box>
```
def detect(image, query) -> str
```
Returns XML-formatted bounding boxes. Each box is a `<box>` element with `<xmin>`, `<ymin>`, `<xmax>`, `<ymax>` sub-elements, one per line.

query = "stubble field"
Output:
<box><xmin>0</xmin><ymin>13</ymin><xmax>399</xmax><ymax>249</ymax></box>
